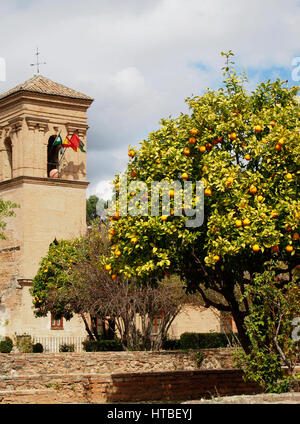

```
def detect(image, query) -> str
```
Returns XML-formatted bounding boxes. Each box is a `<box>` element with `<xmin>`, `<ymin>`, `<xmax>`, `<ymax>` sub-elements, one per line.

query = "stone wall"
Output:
<box><xmin>0</xmin><ymin>370</ymin><xmax>262</xmax><ymax>404</ymax></box>
<box><xmin>0</xmin><ymin>351</ymin><xmax>298</xmax><ymax>404</ymax></box>
<box><xmin>0</xmin><ymin>349</ymin><xmax>235</xmax><ymax>376</ymax></box>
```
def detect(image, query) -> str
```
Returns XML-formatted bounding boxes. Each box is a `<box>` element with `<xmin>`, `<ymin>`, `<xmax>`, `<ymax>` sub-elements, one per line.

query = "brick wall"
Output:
<box><xmin>106</xmin><ymin>369</ymin><xmax>262</xmax><ymax>402</ymax></box>
<box><xmin>0</xmin><ymin>349</ymin><xmax>235</xmax><ymax>376</ymax></box>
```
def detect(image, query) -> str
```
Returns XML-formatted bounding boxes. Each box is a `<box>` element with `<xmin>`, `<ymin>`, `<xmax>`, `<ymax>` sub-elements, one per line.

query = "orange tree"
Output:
<box><xmin>106</xmin><ymin>52</ymin><xmax>300</xmax><ymax>353</ymax></box>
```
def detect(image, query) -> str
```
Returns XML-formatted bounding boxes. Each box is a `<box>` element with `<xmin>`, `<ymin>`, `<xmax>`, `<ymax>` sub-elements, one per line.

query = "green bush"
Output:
<box><xmin>15</xmin><ymin>335</ymin><xmax>33</xmax><ymax>353</ymax></box>
<box><xmin>82</xmin><ymin>339</ymin><xmax>123</xmax><ymax>352</ymax></box>
<box><xmin>180</xmin><ymin>333</ymin><xmax>200</xmax><ymax>349</ymax></box>
<box><xmin>32</xmin><ymin>343</ymin><xmax>44</xmax><ymax>353</ymax></box>
<box><xmin>59</xmin><ymin>343</ymin><xmax>75</xmax><ymax>352</ymax></box>
<box><xmin>0</xmin><ymin>337</ymin><xmax>13</xmax><ymax>353</ymax></box>
<box><xmin>196</xmin><ymin>351</ymin><xmax>206</xmax><ymax>367</ymax></box>
<box><xmin>162</xmin><ymin>339</ymin><xmax>181</xmax><ymax>350</ymax></box>
<box><xmin>180</xmin><ymin>332</ymin><xmax>237</xmax><ymax>349</ymax></box>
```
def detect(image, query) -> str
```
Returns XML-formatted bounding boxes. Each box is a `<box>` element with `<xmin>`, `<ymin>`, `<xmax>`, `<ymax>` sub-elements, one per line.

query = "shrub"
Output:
<box><xmin>196</xmin><ymin>351</ymin><xmax>206</xmax><ymax>367</ymax></box>
<box><xmin>180</xmin><ymin>332</ymin><xmax>237</xmax><ymax>349</ymax></box>
<box><xmin>15</xmin><ymin>334</ymin><xmax>33</xmax><ymax>353</ymax></box>
<box><xmin>162</xmin><ymin>339</ymin><xmax>181</xmax><ymax>350</ymax></box>
<box><xmin>180</xmin><ymin>333</ymin><xmax>200</xmax><ymax>349</ymax></box>
<box><xmin>82</xmin><ymin>339</ymin><xmax>123</xmax><ymax>352</ymax></box>
<box><xmin>32</xmin><ymin>343</ymin><xmax>44</xmax><ymax>353</ymax></box>
<box><xmin>59</xmin><ymin>343</ymin><xmax>75</xmax><ymax>352</ymax></box>
<box><xmin>0</xmin><ymin>337</ymin><xmax>13</xmax><ymax>353</ymax></box>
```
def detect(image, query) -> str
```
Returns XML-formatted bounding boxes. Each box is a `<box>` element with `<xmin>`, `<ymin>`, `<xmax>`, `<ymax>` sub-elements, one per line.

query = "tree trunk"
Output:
<box><xmin>230</xmin><ymin>307</ymin><xmax>251</xmax><ymax>354</ymax></box>
<box><xmin>80</xmin><ymin>313</ymin><xmax>95</xmax><ymax>340</ymax></box>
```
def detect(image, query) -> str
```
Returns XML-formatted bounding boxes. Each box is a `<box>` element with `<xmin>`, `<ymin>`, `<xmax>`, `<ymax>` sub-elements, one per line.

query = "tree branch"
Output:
<box><xmin>196</xmin><ymin>285</ymin><xmax>231</xmax><ymax>311</ymax></box>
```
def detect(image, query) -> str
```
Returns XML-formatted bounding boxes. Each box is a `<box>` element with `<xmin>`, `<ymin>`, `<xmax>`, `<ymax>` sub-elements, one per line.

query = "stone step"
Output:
<box><xmin>0</xmin><ymin>373</ymin><xmax>111</xmax><ymax>404</ymax></box>
<box><xmin>0</xmin><ymin>373</ymin><xmax>111</xmax><ymax>392</ymax></box>
<box><xmin>0</xmin><ymin>388</ymin><xmax>88</xmax><ymax>404</ymax></box>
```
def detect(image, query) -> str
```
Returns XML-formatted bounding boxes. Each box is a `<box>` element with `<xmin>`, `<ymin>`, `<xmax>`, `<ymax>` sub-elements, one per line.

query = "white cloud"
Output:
<box><xmin>89</xmin><ymin>179</ymin><xmax>113</xmax><ymax>201</ymax></box>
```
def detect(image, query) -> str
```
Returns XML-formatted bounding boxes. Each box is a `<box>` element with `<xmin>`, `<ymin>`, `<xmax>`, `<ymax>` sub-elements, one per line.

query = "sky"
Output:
<box><xmin>0</xmin><ymin>0</ymin><xmax>299</xmax><ymax>200</ymax></box>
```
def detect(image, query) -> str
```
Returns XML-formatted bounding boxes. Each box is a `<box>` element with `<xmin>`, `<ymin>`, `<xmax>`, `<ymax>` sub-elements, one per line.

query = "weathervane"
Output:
<box><xmin>30</xmin><ymin>47</ymin><xmax>46</xmax><ymax>74</ymax></box>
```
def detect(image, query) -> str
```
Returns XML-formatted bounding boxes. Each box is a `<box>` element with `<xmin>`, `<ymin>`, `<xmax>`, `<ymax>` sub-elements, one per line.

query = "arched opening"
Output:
<box><xmin>47</xmin><ymin>135</ymin><xmax>60</xmax><ymax>177</ymax></box>
<box><xmin>3</xmin><ymin>138</ymin><xmax>13</xmax><ymax>179</ymax></box>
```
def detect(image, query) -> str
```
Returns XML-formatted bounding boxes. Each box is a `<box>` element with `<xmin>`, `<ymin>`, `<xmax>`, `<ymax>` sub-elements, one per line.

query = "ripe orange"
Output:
<box><xmin>130</xmin><ymin>237</ymin><xmax>138</xmax><ymax>245</ymax></box>
<box><xmin>286</xmin><ymin>245</ymin><xmax>293</xmax><ymax>253</ymax></box>
<box><xmin>270</xmin><ymin>120</ymin><xmax>276</xmax><ymax>127</ymax></box>
<box><xmin>229</xmin><ymin>133</ymin><xmax>237</xmax><ymax>141</ymax></box>
<box><xmin>257</xmin><ymin>195</ymin><xmax>264</xmax><ymax>202</ymax></box>
<box><xmin>292</xmin><ymin>233</ymin><xmax>299</xmax><ymax>241</ymax></box>
<box><xmin>189</xmin><ymin>137</ymin><xmax>196</xmax><ymax>145</ymax></box>
<box><xmin>205</xmin><ymin>188</ymin><xmax>212</xmax><ymax>196</ymax></box>
<box><xmin>271</xmin><ymin>245</ymin><xmax>279</xmax><ymax>253</ymax></box>
<box><xmin>199</xmin><ymin>145</ymin><xmax>206</xmax><ymax>153</ymax></box>
<box><xmin>254</xmin><ymin>125</ymin><xmax>262</xmax><ymax>133</ymax></box>
<box><xmin>235</xmin><ymin>220</ymin><xmax>242</xmax><ymax>228</ymax></box>
<box><xmin>114</xmin><ymin>249</ymin><xmax>121</xmax><ymax>257</ymax></box>
<box><xmin>128</xmin><ymin>150</ymin><xmax>135</xmax><ymax>158</ymax></box>
<box><xmin>243</xmin><ymin>218</ymin><xmax>250</xmax><ymax>226</ymax></box>
<box><xmin>105</xmin><ymin>264</ymin><xmax>112</xmax><ymax>271</ymax></box>
<box><xmin>275</xmin><ymin>144</ymin><xmax>281</xmax><ymax>151</ymax></box>
<box><xmin>226</xmin><ymin>176</ymin><xmax>234</xmax><ymax>187</ymax></box>
<box><xmin>252</xmin><ymin>244</ymin><xmax>260</xmax><ymax>252</ymax></box>
<box><xmin>111</xmin><ymin>274</ymin><xmax>118</xmax><ymax>280</ymax></box>
<box><xmin>182</xmin><ymin>172</ymin><xmax>189</xmax><ymax>180</ymax></box>
<box><xmin>213</xmin><ymin>255</ymin><xmax>220</xmax><ymax>262</ymax></box>
<box><xmin>286</xmin><ymin>173</ymin><xmax>293</xmax><ymax>180</ymax></box>
<box><xmin>245</xmin><ymin>154</ymin><xmax>251</xmax><ymax>161</ymax></box>
<box><xmin>130</xmin><ymin>170</ymin><xmax>137</xmax><ymax>178</ymax></box>
<box><xmin>249</xmin><ymin>185</ymin><xmax>257</xmax><ymax>194</ymax></box>
<box><xmin>270</xmin><ymin>210</ymin><xmax>278</xmax><ymax>218</ymax></box>
<box><xmin>161</xmin><ymin>215</ymin><xmax>168</xmax><ymax>221</ymax></box>
<box><xmin>183</xmin><ymin>147</ymin><xmax>190</xmax><ymax>156</ymax></box>
<box><xmin>190</xmin><ymin>128</ymin><xmax>199</xmax><ymax>136</ymax></box>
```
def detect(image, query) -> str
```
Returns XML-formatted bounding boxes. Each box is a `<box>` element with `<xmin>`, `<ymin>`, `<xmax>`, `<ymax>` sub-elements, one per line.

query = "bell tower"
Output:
<box><xmin>0</xmin><ymin>75</ymin><xmax>93</xmax><ymax>338</ymax></box>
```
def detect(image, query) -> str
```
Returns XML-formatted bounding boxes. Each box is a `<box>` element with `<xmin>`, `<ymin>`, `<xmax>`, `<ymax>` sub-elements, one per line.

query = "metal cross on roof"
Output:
<box><xmin>30</xmin><ymin>47</ymin><xmax>46</xmax><ymax>74</ymax></box>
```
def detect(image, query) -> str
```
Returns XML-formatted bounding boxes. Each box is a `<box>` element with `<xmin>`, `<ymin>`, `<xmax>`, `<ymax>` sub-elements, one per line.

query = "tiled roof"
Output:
<box><xmin>0</xmin><ymin>74</ymin><xmax>93</xmax><ymax>101</ymax></box>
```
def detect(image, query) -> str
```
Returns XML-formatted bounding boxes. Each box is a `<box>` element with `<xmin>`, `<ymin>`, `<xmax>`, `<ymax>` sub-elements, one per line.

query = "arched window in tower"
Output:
<box><xmin>3</xmin><ymin>138</ymin><xmax>13</xmax><ymax>180</ymax></box>
<box><xmin>47</xmin><ymin>135</ymin><xmax>60</xmax><ymax>177</ymax></box>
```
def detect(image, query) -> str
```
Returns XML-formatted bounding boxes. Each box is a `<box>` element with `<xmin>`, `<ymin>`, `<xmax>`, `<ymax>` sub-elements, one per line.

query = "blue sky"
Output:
<box><xmin>0</xmin><ymin>0</ymin><xmax>299</xmax><ymax>199</ymax></box>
